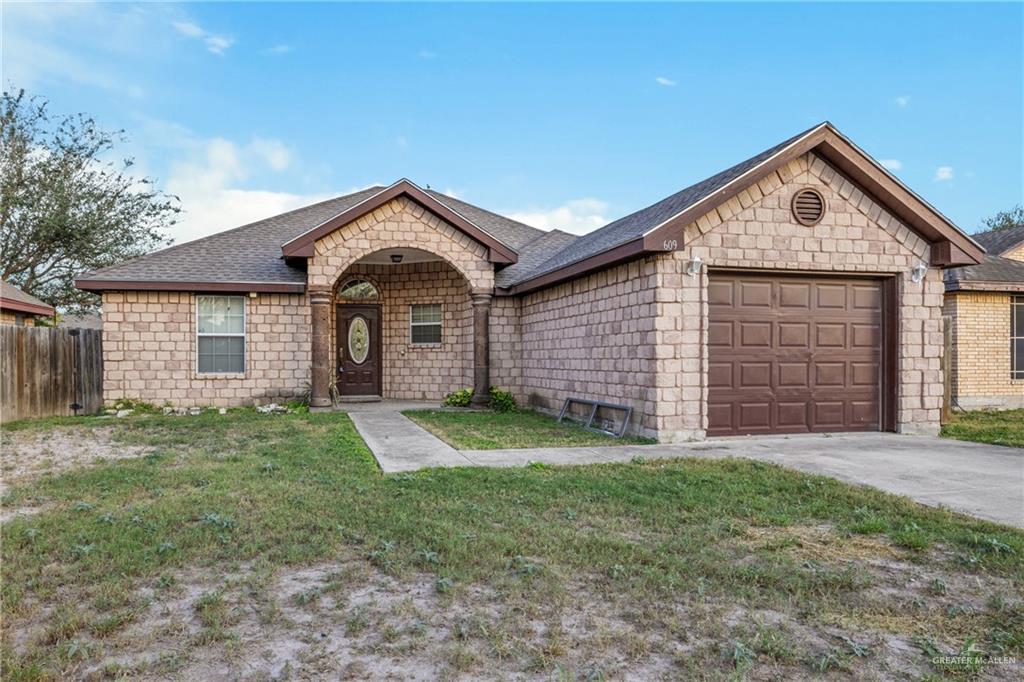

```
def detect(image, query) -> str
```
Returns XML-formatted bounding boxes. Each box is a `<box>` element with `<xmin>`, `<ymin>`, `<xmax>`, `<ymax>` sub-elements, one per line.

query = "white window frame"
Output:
<box><xmin>409</xmin><ymin>303</ymin><xmax>443</xmax><ymax>346</ymax></box>
<box><xmin>1013</xmin><ymin>295</ymin><xmax>1024</xmax><ymax>381</ymax></box>
<box><xmin>195</xmin><ymin>295</ymin><xmax>247</xmax><ymax>375</ymax></box>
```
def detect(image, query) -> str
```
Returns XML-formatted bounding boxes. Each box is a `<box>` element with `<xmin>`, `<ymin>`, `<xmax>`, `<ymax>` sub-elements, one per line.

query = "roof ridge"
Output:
<box><xmin>80</xmin><ymin>186</ymin><xmax>385</xmax><ymax>279</ymax></box>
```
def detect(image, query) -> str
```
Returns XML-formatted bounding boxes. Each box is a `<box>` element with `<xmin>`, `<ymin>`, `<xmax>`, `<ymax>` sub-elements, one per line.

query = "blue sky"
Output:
<box><xmin>5</xmin><ymin>2</ymin><xmax>1022</xmax><ymax>245</ymax></box>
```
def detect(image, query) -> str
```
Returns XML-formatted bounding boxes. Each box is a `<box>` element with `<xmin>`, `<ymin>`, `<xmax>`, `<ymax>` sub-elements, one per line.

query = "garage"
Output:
<box><xmin>707</xmin><ymin>272</ymin><xmax>892</xmax><ymax>437</ymax></box>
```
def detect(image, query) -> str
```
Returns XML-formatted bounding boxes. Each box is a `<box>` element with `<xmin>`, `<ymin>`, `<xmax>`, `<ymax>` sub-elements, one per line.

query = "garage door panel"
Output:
<box><xmin>777</xmin><ymin>401</ymin><xmax>809</xmax><ymax>428</ymax></box>
<box><xmin>740</xmin><ymin>322</ymin><xmax>772</xmax><ymax>347</ymax></box>
<box><xmin>778</xmin><ymin>283</ymin><xmax>811</xmax><ymax>308</ymax></box>
<box><xmin>707</xmin><ymin>273</ymin><xmax>884</xmax><ymax>437</ymax></box>
<box><xmin>740</xmin><ymin>281</ymin><xmax>773</xmax><ymax>307</ymax></box>
<box><xmin>778</xmin><ymin>322</ymin><xmax>810</xmax><ymax>348</ymax></box>
<box><xmin>815</xmin><ymin>323</ymin><xmax>846</xmax><ymax>347</ymax></box>
<box><xmin>816</xmin><ymin>284</ymin><xmax>847</xmax><ymax>309</ymax></box>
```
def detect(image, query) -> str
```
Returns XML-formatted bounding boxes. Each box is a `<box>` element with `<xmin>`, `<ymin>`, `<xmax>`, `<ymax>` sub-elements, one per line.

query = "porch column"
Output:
<box><xmin>469</xmin><ymin>291</ymin><xmax>492</xmax><ymax>406</ymax></box>
<box><xmin>309</xmin><ymin>286</ymin><xmax>333</xmax><ymax>408</ymax></box>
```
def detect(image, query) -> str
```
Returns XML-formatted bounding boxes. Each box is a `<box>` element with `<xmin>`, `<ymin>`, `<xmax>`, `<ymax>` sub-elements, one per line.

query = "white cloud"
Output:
<box><xmin>249</xmin><ymin>138</ymin><xmax>292</xmax><ymax>171</ymax></box>
<box><xmin>934</xmin><ymin>166</ymin><xmax>954</xmax><ymax>182</ymax></box>
<box><xmin>879</xmin><ymin>159</ymin><xmax>903</xmax><ymax>171</ymax></box>
<box><xmin>172</xmin><ymin>19</ymin><xmax>233</xmax><ymax>55</ymax></box>
<box><xmin>164</xmin><ymin>136</ymin><xmax>332</xmax><ymax>243</ymax></box>
<box><xmin>264</xmin><ymin>44</ymin><xmax>293</xmax><ymax>55</ymax></box>
<box><xmin>418</xmin><ymin>49</ymin><xmax>437</xmax><ymax>59</ymax></box>
<box><xmin>507</xmin><ymin>199</ymin><xmax>610</xmax><ymax>236</ymax></box>
<box><xmin>895</xmin><ymin>95</ymin><xmax>911</xmax><ymax>108</ymax></box>
<box><xmin>655</xmin><ymin>76</ymin><xmax>677</xmax><ymax>87</ymax></box>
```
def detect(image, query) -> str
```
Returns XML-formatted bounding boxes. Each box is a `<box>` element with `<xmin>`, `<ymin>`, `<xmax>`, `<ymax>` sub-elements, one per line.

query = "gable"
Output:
<box><xmin>682</xmin><ymin>152</ymin><xmax>929</xmax><ymax>271</ymax></box>
<box><xmin>281</xmin><ymin>180</ymin><xmax>517</xmax><ymax>264</ymax></box>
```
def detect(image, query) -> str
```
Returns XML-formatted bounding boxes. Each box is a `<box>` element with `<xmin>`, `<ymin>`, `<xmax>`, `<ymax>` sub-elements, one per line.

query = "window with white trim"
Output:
<box><xmin>1013</xmin><ymin>295</ymin><xmax>1024</xmax><ymax>380</ymax></box>
<box><xmin>410</xmin><ymin>304</ymin><xmax>442</xmax><ymax>345</ymax></box>
<box><xmin>197</xmin><ymin>295</ymin><xmax>245</xmax><ymax>373</ymax></box>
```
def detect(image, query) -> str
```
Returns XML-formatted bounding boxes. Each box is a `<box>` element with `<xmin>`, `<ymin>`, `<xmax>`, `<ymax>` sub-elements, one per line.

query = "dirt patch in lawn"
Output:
<box><xmin>6</xmin><ymin>544</ymin><xmax>1019</xmax><ymax>680</ymax></box>
<box><xmin>0</xmin><ymin>427</ymin><xmax>151</xmax><ymax>519</ymax></box>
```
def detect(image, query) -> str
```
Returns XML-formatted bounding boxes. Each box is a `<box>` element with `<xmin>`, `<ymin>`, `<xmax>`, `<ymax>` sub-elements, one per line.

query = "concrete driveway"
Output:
<box><xmin>461</xmin><ymin>433</ymin><xmax>1024</xmax><ymax>528</ymax></box>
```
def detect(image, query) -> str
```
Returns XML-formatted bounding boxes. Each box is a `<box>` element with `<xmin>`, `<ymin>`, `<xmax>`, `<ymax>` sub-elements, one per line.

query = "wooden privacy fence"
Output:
<box><xmin>0</xmin><ymin>326</ymin><xmax>103</xmax><ymax>422</ymax></box>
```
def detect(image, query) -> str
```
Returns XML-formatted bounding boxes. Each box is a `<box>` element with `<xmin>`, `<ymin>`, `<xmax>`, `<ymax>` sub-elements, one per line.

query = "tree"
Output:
<box><xmin>980</xmin><ymin>205</ymin><xmax>1024</xmax><ymax>233</ymax></box>
<box><xmin>1</xmin><ymin>88</ymin><xmax>179</xmax><ymax>311</ymax></box>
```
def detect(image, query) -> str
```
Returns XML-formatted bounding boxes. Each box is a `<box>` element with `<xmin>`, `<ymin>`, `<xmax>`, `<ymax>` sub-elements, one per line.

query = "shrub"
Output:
<box><xmin>489</xmin><ymin>387</ymin><xmax>517</xmax><ymax>412</ymax></box>
<box><xmin>442</xmin><ymin>388</ymin><xmax>473</xmax><ymax>407</ymax></box>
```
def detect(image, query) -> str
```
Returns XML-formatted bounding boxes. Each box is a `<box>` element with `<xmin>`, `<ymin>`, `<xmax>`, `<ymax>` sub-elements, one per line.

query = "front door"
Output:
<box><xmin>336</xmin><ymin>305</ymin><xmax>381</xmax><ymax>396</ymax></box>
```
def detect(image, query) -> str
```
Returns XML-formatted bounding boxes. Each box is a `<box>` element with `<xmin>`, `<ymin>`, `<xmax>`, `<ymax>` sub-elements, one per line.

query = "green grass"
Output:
<box><xmin>941</xmin><ymin>409</ymin><xmax>1024</xmax><ymax>448</ymax></box>
<box><xmin>403</xmin><ymin>408</ymin><xmax>657</xmax><ymax>449</ymax></box>
<box><xmin>2</xmin><ymin>411</ymin><xmax>1023</xmax><ymax>679</ymax></box>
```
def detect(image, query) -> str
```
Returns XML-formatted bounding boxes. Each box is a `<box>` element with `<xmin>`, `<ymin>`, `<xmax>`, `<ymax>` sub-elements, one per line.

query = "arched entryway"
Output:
<box><xmin>311</xmin><ymin>247</ymin><xmax>492</xmax><ymax>405</ymax></box>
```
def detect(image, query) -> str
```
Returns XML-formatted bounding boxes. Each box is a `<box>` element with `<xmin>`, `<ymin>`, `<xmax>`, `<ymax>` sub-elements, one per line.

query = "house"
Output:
<box><xmin>76</xmin><ymin>122</ymin><xmax>983</xmax><ymax>440</ymax></box>
<box><xmin>57</xmin><ymin>312</ymin><xmax>104</xmax><ymax>330</ymax></box>
<box><xmin>1</xmin><ymin>280</ymin><xmax>55</xmax><ymax>326</ymax></box>
<box><xmin>944</xmin><ymin>223</ymin><xmax>1024</xmax><ymax>409</ymax></box>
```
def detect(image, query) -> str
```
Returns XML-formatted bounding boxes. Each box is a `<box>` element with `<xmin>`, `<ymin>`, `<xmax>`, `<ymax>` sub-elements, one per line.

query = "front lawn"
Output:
<box><xmin>404</xmin><ymin>408</ymin><xmax>657</xmax><ymax>449</ymax></box>
<box><xmin>941</xmin><ymin>408</ymin><xmax>1024</xmax><ymax>448</ymax></box>
<box><xmin>2</xmin><ymin>411</ymin><xmax>1022</xmax><ymax>679</ymax></box>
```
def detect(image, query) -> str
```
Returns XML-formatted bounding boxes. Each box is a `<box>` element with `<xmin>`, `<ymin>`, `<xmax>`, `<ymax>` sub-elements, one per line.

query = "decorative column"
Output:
<box><xmin>470</xmin><ymin>291</ymin><xmax>492</xmax><ymax>406</ymax></box>
<box><xmin>309</xmin><ymin>286</ymin><xmax>333</xmax><ymax>408</ymax></box>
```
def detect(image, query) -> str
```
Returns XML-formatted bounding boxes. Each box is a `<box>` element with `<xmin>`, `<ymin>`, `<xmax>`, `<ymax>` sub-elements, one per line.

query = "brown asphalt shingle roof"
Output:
<box><xmin>1</xmin><ymin>280</ymin><xmax>55</xmax><ymax>315</ymax></box>
<box><xmin>945</xmin><ymin>255</ymin><xmax>1024</xmax><ymax>292</ymax></box>
<box><xmin>971</xmin><ymin>224</ymin><xmax>1024</xmax><ymax>256</ymax></box>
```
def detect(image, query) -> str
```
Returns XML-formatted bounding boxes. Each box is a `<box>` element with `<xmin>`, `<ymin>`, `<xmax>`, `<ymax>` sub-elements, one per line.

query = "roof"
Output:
<box><xmin>945</xmin><ymin>255</ymin><xmax>1024</xmax><ymax>293</ymax></box>
<box><xmin>504</xmin><ymin>125</ymin><xmax>819</xmax><ymax>288</ymax></box>
<box><xmin>77</xmin><ymin>122</ymin><xmax>984</xmax><ymax>297</ymax></box>
<box><xmin>971</xmin><ymin>224</ymin><xmax>1024</xmax><ymax>257</ymax></box>
<box><xmin>78</xmin><ymin>182</ymin><xmax>542</xmax><ymax>292</ymax></box>
<box><xmin>0</xmin><ymin>280</ymin><xmax>55</xmax><ymax>317</ymax></box>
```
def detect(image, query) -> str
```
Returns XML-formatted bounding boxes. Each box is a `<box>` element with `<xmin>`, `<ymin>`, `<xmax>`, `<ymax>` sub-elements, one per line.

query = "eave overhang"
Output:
<box><xmin>74</xmin><ymin>279</ymin><xmax>306</xmax><ymax>294</ymax></box>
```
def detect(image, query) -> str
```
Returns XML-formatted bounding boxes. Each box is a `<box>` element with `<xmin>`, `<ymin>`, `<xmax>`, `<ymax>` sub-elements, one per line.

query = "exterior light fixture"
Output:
<box><xmin>686</xmin><ymin>255</ymin><xmax>703</xmax><ymax>278</ymax></box>
<box><xmin>910</xmin><ymin>261</ymin><xmax>928</xmax><ymax>284</ymax></box>
<box><xmin>390</xmin><ymin>254</ymin><xmax>404</xmax><ymax>264</ymax></box>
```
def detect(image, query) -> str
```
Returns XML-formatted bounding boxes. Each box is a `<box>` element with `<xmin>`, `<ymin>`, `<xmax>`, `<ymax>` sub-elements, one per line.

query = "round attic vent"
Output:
<box><xmin>791</xmin><ymin>188</ymin><xmax>825</xmax><ymax>226</ymax></box>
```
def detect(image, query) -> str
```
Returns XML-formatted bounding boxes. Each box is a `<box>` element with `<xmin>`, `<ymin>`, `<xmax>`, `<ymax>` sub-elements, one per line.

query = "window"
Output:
<box><xmin>1013</xmin><ymin>295</ymin><xmax>1024</xmax><ymax>380</ymax></box>
<box><xmin>410</xmin><ymin>304</ymin><xmax>442</xmax><ymax>345</ymax></box>
<box><xmin>337</xmin><ymin>279</ymin><xmax>379</xmax><ymax>300</ymax></box>
<box><xmin>197</xmin><ymin>296</ymin><xmax>245</xmax><ymax>374</ymax></box>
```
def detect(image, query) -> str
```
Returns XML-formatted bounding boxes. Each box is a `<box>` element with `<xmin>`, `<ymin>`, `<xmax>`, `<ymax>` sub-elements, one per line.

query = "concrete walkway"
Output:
<box><xmin>343</xmin><ymin>404</ymin><xmax>1022</xmax><ymax>528</ymax></box>
<box><xmin>347</xmin><ymin>403</ymin><xmax>475</xmax><ymax>472</ymax></box>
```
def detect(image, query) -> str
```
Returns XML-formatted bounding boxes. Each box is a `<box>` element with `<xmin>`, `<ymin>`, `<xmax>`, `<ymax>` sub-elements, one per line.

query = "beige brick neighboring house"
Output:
<box><xmin>1</xmin><ymin>280</ymin><xmax>55</xmax><ymax>326</ymax></box>
<box><xmin>78</xmin><ymin>122</ymin><xmax>985</xmax><ymax>441</ymax></box>
<box><xmin>944</xmin><ymin>224</ymin><xmax>1024</xmax><ymax>410</ymax></box>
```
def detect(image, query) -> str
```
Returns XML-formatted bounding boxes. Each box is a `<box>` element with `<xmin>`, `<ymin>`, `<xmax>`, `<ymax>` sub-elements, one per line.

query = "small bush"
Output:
<box><xmin>489</xmin><ymin>387</ymin><xmax>517</xmax><ymax>412</ymax></box>
<box><xmin>442</xmin><ymin>388</ymin><xmax>473</xmax><ymax>407</ymax></box>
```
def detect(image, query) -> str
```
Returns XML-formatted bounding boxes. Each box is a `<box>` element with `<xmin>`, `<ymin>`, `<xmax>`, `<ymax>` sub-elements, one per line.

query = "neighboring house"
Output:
<box><xmin>0</xmin><ymin>280</ymin><xmax>55</xmax><ymax>326</ymax></box>
<box><xmin>944</xmin><ymin>224</ymin><xmax>1024</xmax><ymax>409</ymax></box>
<box><xmin>76</xmin><ymin>122</ymin><xmax>984</xmax><ymax>440</ymax></box>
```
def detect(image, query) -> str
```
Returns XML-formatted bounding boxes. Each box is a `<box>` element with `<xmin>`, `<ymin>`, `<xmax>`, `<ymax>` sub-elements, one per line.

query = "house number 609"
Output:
<box><xmin>662</xmin><ymin>239</ymin><xmax>678</xmax><ymax>250</ymax></box>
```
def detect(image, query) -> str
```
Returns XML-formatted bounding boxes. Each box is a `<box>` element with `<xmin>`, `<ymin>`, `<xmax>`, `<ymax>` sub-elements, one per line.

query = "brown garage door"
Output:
<box><xmin>707</xmin><ymin>272</ymin><xmax>884</xmax><ymax>436</ymax></box>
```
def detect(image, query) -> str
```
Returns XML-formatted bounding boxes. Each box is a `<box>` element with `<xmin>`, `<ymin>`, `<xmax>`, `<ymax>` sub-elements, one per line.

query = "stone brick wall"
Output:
<box><xmin>490</xmin><ymin>296</ymin><xmax>522</xmax><ymax>396</ymax></box>
<box><xmin>672</xmin><ymin>151</ymin><xmax>944</xmax><ymax>436</ymax></box>
<box><xmin>337</xmin><ymin>262</ymin><xmax>473</xmax><ymax>400</ymax></box>
<box><xmin>1003</xmin><ymin>243</ymin><xmax>1024</xmax><ymax>262</ymax></box>
<box><xmin>519</xmin><ymin>257</ymin><xmax>663</xmax><ymax>438</ymax></box>
<box><xmin>101</xmin><ymin>291</ymin><xmax>310</xmax><ymax>407</ymax></box>
<box><xmin>0</xmin><ymin>311</ymin><xmax>36</xmax><ymax>326</ymax></box>
<box><xmin>309</xmin><ymin>196</ymin><xmax>494</xmax><ymax>292</ymax></box>
<box><xmin>943</xmin><ymin>291</ymin><xmax>1024</xmax><ymax>409</ymax></box>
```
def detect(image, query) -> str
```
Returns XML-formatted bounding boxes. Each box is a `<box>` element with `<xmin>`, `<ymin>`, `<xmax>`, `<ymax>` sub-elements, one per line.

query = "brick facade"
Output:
<box><xmin>943</xmin><ymin>291</ymin><xmax>1024</xmax><ymax>409</ymax></box>
<box><xmin>101</xmin><ymin>291</ymin><xmax>310</xmax><ymax>407</ymax></box>
<box><xmin>0</xmin><ymin>310</ymin><xmax>37</xmax><ymax>326</ymax></box>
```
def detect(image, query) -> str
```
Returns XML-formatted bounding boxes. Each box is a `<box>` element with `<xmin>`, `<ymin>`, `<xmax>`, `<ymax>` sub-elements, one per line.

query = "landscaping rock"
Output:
<box><xmin>218</xmin><ymin>408</ymin><xmax>227</xmax><ymax>415</ymax></box>
<box><xmin>115</xmin><ymin>409</ymin><xmax>133</xmax><ymax>418</ymax></box>
<box><xmin>188</xmin><ymin>407</ymin><xmax>203</xmax><ymax>416</ymax></box>
<box><xmin>256</xmin><ymin>403</ymin><xmax>289</xmax><ymax>414</ymax></box>
<box><xmin>162</xmin><ymin>407</ymin><xmax>174</xmax><ymax>415</ymax></box>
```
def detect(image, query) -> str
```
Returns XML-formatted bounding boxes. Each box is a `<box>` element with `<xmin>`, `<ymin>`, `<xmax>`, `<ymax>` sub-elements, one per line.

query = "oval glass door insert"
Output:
<box><xmin>348</xmin><ymin>316</ymin><xmax>370</xmax><ymax>364</ymax></box>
